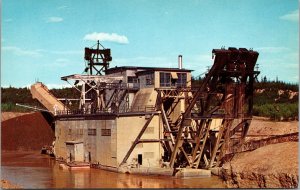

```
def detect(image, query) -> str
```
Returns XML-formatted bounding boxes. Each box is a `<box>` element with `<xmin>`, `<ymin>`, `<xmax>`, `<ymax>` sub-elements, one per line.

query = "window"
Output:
<box><xmin>68</xmin><ymin>128</ymin><xmax>72</xmax><ymax>135</ymax></box>
<box><xmin>160</xmin><ymin>72</ymin><xmax>171</xmax><ymax>87</ymax></box>
<box><xmin>177</xmin><ymin>73</ymin><xmax>187</xmax><ymax>87</ymax></box>
<box><xmin>127</xmin><ymin>76</ymin><xmax>138</xmax><ymax>83</ymax></box>
<box><xmin>88</xmin><ymin>129</ymin><xmax>96</xmax><ymax>136</ymax></box>
<box><xmin>146</xmin><ymin>73</ymin><xmax>154</xmax><ymax>86</ymax></box>
<box><xmin>101</xmin><ymin>129</ymin><xmax>111</xmax><ymax>136</ymax></box>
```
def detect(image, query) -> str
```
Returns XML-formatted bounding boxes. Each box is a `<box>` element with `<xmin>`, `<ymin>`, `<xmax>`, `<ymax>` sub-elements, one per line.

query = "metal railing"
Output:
<box><xmin>100</xmin><ymin>82</ymin><xmax>140</xmax><ymax>90</ymax></box>
<box><xmin>55</xmin><ymin>105</ymin><xmax>157</xmax><ymax>116</ymax></box>
<box><xmin>129</xmin><ymin>105</ymin><xmax>156</xmax><ymax>112</ymax></box>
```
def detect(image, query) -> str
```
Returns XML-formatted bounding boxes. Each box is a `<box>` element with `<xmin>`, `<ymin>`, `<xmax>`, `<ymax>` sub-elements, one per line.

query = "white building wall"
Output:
<box><xmin>95</xmin><ymin>119</ymin><xmax>117</xmax><ymax>167</ymax></box>
<box><xmin>116</xmin><ymin>114</ymin><xmax>163</xmax><ymax>168</ymax></box>
<box><xmin>55</xmin><ymin>115</ymin><xmax>163</xmax><ymax>168</ymax></box>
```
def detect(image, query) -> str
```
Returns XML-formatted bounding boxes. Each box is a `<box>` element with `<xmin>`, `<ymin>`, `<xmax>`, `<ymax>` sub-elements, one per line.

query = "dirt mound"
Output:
<box><xmin>221</xmin><ymin>142</ymin><xmax>298</xmax><ymax>188</ymax></box>
<box><xmin>1</xmin><ymin>112</ymin><xmax>54</xmax><ymax>151</ymax></box>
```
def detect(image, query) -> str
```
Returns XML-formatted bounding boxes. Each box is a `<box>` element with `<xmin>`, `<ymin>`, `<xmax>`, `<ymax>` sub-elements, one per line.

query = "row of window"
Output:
<box><xmin>66</xmin><ymin>126</ymin><xmax>155</xmax><ymax>136</ymax></box>
<box><xmin>160</xmin><ymin>72</ymin><xmax>187</xmax><ymax>87</ymax></box>
<box><xmin>67</xmin><ymin>128</ymin><xmax>111</xmax><ymax>136</ymax></box>
<box><xmin>127</xmin><ymin>72</ymin><xmax>187</xmax><ymax>87</ymax></box>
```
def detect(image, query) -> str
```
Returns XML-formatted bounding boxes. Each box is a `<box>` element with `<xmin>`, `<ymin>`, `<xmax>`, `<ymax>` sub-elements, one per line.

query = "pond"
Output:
<box><xmin>1</xmin><ymin>151</ymin><xmax>225</xmax><ymax>188</ymax></box>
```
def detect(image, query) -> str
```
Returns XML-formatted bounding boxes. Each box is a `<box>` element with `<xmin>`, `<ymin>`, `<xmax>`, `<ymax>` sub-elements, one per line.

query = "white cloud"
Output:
<box><xmin>83</xmin><ymin>32</ymin><xmax>129</xmax><ymax>44</ymax></box>
<box><xmin>280</xmin><ymin>9</ymin><xmax>299</xmax><ymax>22</ymax></box>
<box><xmin>2</xmin><ymin>46</ymin><xmax>42</xmax><ymax>57</ymax></box>
<box><xmin>47</xmin><ymin>17</ymin><xmax>63</xmax><ymax>23</ymax></box>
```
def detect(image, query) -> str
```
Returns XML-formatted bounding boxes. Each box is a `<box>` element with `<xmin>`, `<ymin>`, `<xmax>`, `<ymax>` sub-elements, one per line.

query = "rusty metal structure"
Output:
<box><xmin>61</xmin><ymin>41</ymin><xmax>130</xmax><ymax>113</ymax></box>
<box><xmin>83</xmin><ymin>40</ymin><xmax>112</xmax><ymax>75</ymax></box>
<box><xmin>156</xmin><ymin>47</ymin><xmax>260</xmax><ymax>169</ymax></box>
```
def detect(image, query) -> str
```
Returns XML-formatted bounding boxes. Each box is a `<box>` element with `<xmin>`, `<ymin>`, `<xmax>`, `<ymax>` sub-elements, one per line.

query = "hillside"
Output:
<box><xmin>253</xmin><ymin>81</ymin><xmax>298</xmax><ymax>121</ymax></box>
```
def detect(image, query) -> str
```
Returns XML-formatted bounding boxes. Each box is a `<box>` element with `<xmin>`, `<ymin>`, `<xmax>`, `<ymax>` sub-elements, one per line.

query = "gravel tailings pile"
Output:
<box><xmin>221</xmin><ymin>142</ymin><xmax>298</xmax><ymax>188</ymax></box>
<box><xmin>1</xmin><ymin>112</ymin><xmax>54</xmax><ymax>151</ymax></box>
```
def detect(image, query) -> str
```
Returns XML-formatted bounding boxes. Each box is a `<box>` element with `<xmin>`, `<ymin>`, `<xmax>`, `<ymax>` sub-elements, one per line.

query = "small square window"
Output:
<box><xmin>88</xmin><ymin>129</ymin><xmax>96</xmax><ymax>136</ymax></box>
<box><xmin>101</xmin><ymin>129</ymin><xmax>111</xmax><ymax>136</ymax></box>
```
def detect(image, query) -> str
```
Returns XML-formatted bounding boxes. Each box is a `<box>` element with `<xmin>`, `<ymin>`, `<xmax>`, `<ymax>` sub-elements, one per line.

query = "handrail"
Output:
<box><xmin>55</xmin><ymin>105</ymin><xmax>157</xmax><ymax>116</ymax></box>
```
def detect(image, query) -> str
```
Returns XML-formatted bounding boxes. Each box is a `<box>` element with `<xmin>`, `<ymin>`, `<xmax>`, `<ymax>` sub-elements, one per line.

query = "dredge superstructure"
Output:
<box><xmin>31</xmin><ymin>41</ymin><xmax>259</xmax><ymax>176</ymax></box>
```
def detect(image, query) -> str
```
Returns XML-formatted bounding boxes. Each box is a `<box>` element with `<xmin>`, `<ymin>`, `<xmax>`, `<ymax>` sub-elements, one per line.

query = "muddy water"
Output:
<box><xmin>1</xmin><ymin>151</ymin><xmax>226</xmax><ymax>188</ymax></box>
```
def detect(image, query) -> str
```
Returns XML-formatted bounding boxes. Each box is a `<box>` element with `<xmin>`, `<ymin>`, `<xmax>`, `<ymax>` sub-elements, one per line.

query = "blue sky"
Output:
<box><xmin>2</xmin><ymin>0</ymin><xmax>299</xmax><ymax>88</ymax></box>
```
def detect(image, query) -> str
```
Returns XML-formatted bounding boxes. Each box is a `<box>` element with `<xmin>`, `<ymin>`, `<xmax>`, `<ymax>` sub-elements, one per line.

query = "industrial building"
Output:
<box><xmin>31</xmin><ymin>41</ymin><xmax>259</xmax><ymax>176</ymax></box>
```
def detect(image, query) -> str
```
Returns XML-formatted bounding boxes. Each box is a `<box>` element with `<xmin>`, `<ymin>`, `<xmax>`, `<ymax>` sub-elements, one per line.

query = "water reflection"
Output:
<box><xmin>1</xmin><ymin>151</ymin><xmax>225</xmax><ymax>188</ymax></box>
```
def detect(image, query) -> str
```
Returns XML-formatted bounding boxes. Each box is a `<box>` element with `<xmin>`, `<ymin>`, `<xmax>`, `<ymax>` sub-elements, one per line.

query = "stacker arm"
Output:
<box><xmin>30</xmin><ymin>82</ymin><xmax>67</xmax><ymax>114</ymax></box>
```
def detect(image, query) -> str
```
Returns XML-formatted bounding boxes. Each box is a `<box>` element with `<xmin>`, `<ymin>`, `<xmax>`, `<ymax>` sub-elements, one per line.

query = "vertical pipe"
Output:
<box><xmin>178</xmin><ymin>55</ymin><xmax>183</xmax><ymax>69</ymax></box>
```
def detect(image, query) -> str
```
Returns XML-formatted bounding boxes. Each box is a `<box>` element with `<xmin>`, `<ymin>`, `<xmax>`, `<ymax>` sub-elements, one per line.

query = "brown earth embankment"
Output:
<box><xmin>221</xmin><ymin>118</ymin><xmax>299</xmax><ymax>188</ymax></box>
<box><xmin>221</xmin><ymin>142</ymin><xmax>298</xmax><ymax>188</ymax></box>
<box><xmin>1</xmin><ymin>112</ymin><xmax>54</xmax><ymax>151</ymax></box>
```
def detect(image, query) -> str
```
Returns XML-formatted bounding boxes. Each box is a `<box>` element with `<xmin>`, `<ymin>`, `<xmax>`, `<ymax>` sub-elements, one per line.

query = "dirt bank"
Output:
<box><xmin>220</xmin><ymin>117</ymin><xmax>299</xmax><ymax>188</ymax></box>
<box><xmin>221</xmin><ymin>142</ymin><xmax>298</xmax><ymax>188</ymax></box>
<box><xmin>1</xmin><ymin>112</ymin><xmax>54</xmax><ymax>151</ymax></box>
<box><xmin>1</xmin><ymin>179</ymin><xmax>22</xmax><ymax>189</ymax></box>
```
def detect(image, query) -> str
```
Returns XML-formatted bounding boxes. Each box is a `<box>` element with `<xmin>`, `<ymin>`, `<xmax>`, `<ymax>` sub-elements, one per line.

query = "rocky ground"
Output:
<box><xmin>220</xmin><ymin>117</ymin><xmax>299</xmax><ymax>188</ymax></box>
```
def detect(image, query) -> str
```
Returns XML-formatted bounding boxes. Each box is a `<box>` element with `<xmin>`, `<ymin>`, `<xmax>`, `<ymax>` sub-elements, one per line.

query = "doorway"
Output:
<box><xmin>138</xmin><ymin>154</ymin><xmax>142</xmax><ymax>165</ymax></box>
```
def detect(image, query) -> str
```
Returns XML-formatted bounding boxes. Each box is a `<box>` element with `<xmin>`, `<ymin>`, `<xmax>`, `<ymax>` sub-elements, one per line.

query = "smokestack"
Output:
<box><xmin>178</xmin><ymin>55</ymin><xmax>183</xmax><ymax>69</ymax></box>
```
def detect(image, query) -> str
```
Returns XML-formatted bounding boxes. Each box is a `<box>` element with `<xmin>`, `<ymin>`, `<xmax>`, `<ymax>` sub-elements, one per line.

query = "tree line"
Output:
<box><xmin>1</xmin><ymin>79</ymin><xmax>298</xmax><ymax>121</ymax></box>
